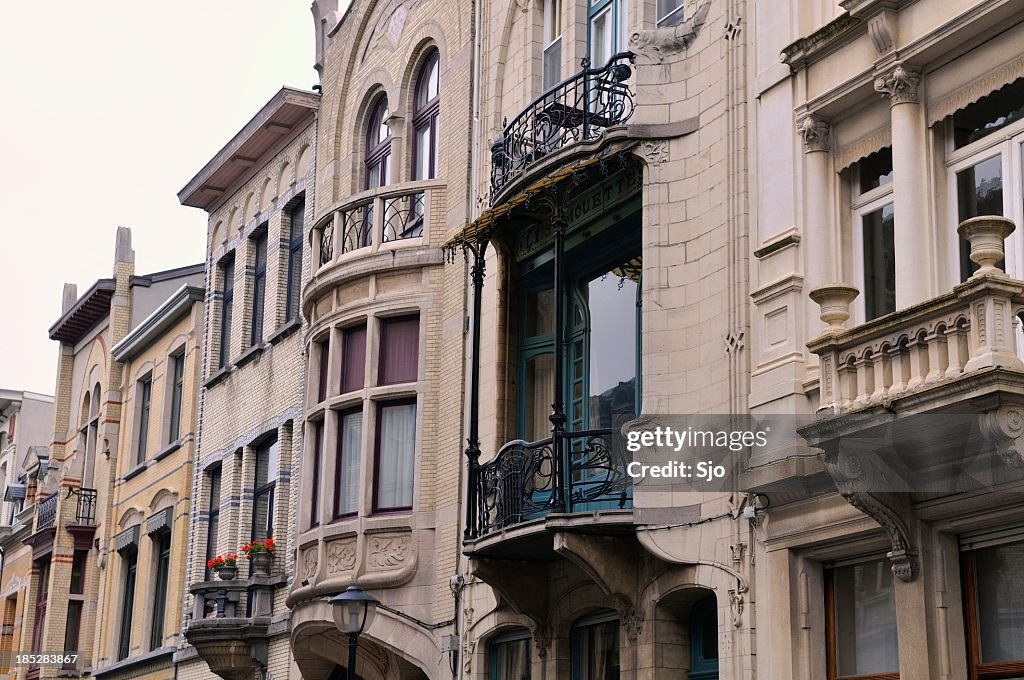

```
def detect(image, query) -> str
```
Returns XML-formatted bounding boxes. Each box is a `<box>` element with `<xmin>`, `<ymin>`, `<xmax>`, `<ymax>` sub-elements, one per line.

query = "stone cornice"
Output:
<box><xmin>781</xmin><ymin>13</ymin><xmax>862</xmax><ymax>72</ymax></box>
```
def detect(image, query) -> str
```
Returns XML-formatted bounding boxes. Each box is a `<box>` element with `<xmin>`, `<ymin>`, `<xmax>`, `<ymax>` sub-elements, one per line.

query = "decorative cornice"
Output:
<box><xmin>781</xmin><ymin>13</ymin><xmax>862</xmax><ymax>71</ymax></box>
<box><xmin>628</xmin><ymin>0</ymin><xmax>710</xmax><ymax>63</ymax></box>
<box><xmin>874</xmin><ymin>62</ymin><xmax>922</xmax><ymax>105</ymax></box>
<box><xmin>797</xmin><ymin>115</ymin><xmax>831</xmax><ymax>153</ymax></box>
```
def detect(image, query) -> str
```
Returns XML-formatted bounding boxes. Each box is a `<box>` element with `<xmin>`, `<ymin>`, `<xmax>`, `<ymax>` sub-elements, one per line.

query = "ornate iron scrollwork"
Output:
<box><xmin>490</xmin><ymin>52</ymin><xmax>636</xmax><ymax>201</ymax></box>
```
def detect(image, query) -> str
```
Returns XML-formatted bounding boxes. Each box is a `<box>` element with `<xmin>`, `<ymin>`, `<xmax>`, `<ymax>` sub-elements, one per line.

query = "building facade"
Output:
<box><xmin>176</xmin><ymin>87</ymin><xmax>318</xmax><ymax>680</ymax></box>
<box><xmin>0</xmin><ymin>391</ymin><xmax>54</xmax><ymax>680</ymax></box>
<box><xmin>15</xmin><ymin>229</ymin><xmax>203</xmax><ymax>680</ymax></box>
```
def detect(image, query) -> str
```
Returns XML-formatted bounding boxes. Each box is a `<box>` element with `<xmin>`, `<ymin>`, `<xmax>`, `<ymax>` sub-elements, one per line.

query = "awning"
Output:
<box><xmin>114</xmin><ymin>525</ymin><xmax>140</xmax><ymax>553</ymax></box>
<box><xmin>4</xmin><ymin>484</ymin><xmax>25</xmax><ymax>502</ymax></box>
<box><xmin>145</xmin><ymin>507</ymin><xmax>173</xmax><ymax>535</ymax></box>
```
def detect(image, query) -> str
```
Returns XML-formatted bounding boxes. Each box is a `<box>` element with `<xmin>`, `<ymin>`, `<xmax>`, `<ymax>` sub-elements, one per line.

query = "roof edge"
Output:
<box><xmin>111</xmin><ymin>285</ymin><xmax>205</xmax><ymax>362</ymax></box>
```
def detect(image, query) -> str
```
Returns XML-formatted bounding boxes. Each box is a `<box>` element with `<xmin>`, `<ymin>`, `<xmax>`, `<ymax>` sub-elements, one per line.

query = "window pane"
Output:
<box><xmin>311</xmin><ymin>421</ymin><xmax>323</xmax><ymax>526</ymax></box>
<box><xmin>416</xmin><ymin>56</ymin><xmax>439</xmax><ymax>109</ymax></box>
<box><xmin>957</xmin><ymin>155</ymin><xmax>1003</xmax><ymax>280</ymax></box>
<box><xmin>415</xmin><ymin>124</ymin><xmax>432</xmax><ymax>180</ymax></box>
<box><xmin>832</xmin><ymin>559</ymin><xmax>899</xmax><ymax>676</ymax></box>
<box><xmin>953</xmin><ymin>77</ymin><xmax>1024</xmax><ymax>149</ymax></box>
<box><xmin>543</xmin><ymin>38</ymin><xmax>562</xmax><ymax>90</ymax></box>
<box><xmin>342</xmin><ymin>325</ymin><xmax>367</xmax><ymax>393</ymax></box>
<box><xmin>286</xmin><ymin>199</ymin><xmax>305</xmax><ymax>321</ymax></box>
<box><xmin>575</xmin><ymin>618</ymin><xmax>620</xmax><ymax>680</ymax></box>
<box><xmin>526</xmin><ymin>288</ymin><xmax>555</xmax><ymax>338</ymax></box>
<box><xmin>974</xmin><ymin>541</ymin><xmax>1024</xmax><ymax>663</ymax></box>
<box><xmin>137</xmin><ymin>378</ymin><xmax>152</xmax><ymax>464</ymax></box>
<box><xmin>251</xmin><ymin>233</ymin><xmax>267</xmax><ymax>345</ymax></box>
<box><xmin>656</xmin><ymin>0</ymin><xmax>682</xmax><ymax>25</ymax></box>
<box><xmin>69</xmin><ymin>551</ymin><xmax>87</xmax><ymax>594</ymax></box>
<box><xmin>317</xmin><ymin>340</ymin><xmax>330</xmax><ymax>403</ymax></box>
<box><xmin>252</xmin><ymin>489</ymin><xmax>273</xmax><ymax>541</ymax></box>
<box><xmin>589</xmin><ymin>8</ymin><xmax>612</xmax><ymax>66</ymax></box>
<box><xmin>586</xmin><ymin>265</ymin><xmax>639</xmax><ymax>429</ymax></box>
<box><xmin>376</xmin><ymin>403</ymin><xmax>416</xmax><ymax>510</ymax></box>
<box><xmin>524</xmin><ymin>354</ymin><xmax>554</xmax><ymax>441</ymax></box>
<box><xmin>335</xmin><ymin>411</ymin><xmax>362</xmax><ymax>517</ymax></box>
<box><xmin>220</xmin><ymin>258</ymin><xmax>234</xmax><ymax>368</ymax></box>
<box><xmin>255</xmin><ymin>438</ymin><xmax>279</xmax><ymax>487</ymax></box>
<box><xmin>379</xmin><ymin>316</ymin><xmax>419</xmax><ymax>385</ymax></box>
<box><xmin>169</xmin><ymin>353</ymin><xmax>184</xmax><ymax>443</ymax></box>
<box><xmin>490</xmin><ymin>637</ymin><xmax>531</xmax><ymax>680</ymax></box>
<box><xmin>858</xmin><ymin>147</ymin><xmax>893</xmax><ymax>194</ymax></box>
<box><xmin>862</xmin><ymin>203</ymin><xmax>896</xmax><ymax>321</ymax></box>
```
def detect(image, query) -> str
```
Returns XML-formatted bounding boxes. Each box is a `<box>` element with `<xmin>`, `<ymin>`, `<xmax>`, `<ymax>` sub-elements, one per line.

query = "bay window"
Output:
<box><xmin>310</xmin><ymin>420</ymin><xmax>323</xmax><ymax>528</ymax></box>
<box><xmin>825</xmin><ymin>557</ymin><xmax>899</xmax><ymax>679</ymax></box>
<box><xmin>334</xmin><ymin>409</ymin><xmax>362</xmax><ymax>518</ymax></box>
<box><xmin>374</xmin><ymin>400</ymin><xmax>416</xmax><ymax>511</ymax></box>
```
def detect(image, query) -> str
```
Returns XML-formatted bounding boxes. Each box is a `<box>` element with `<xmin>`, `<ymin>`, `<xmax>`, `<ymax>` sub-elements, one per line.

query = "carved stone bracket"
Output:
<box><xmin>621</xmin><ymin>607</ymin><xmax>644</xmax><ymax>642</ymax></box>
<box><xmin>638</xmin><ymin>139</ymin><xmax>669</xmax><ymax>167</ymax></box>
<box><xmin>797</xmin><ymin>115</ymin><xmax>831</xmax><ymax>153</ymax></box>
<box><xmin>874</xmin><ymin>62</ymin><xmax>922</xmax><ymax>105</ymax></box>
<box><xmin>978</xmin><ymin>404</ymin><xmax>1024</xmax><ymax>469</ymax></box>
<box><xmin>823</xmin><ymin>450</ymin><xmax>917</xmax><ymax>581</ymax></box>
<box><xmin>628</xmin><ymin>0</ymin><xmax>710</xmax><ymax>63</ymax></box>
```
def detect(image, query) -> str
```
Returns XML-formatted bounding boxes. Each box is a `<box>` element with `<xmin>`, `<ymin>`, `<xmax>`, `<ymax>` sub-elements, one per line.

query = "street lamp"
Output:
<box><xmin>330</xmin><ymin>585</ymin><xmax>380</xmax><ymax>680</ymax></box>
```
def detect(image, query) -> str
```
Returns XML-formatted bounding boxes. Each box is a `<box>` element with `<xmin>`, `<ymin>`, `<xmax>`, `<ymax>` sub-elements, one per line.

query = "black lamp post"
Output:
<box><xmin>330</xmin><ymin>585</ymin><xmax>380</xmax><ymax>680</ymax></box>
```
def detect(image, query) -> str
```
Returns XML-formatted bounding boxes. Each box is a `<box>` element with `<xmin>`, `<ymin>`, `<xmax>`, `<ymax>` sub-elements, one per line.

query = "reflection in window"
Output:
<box><xmin>858</xmin><ymin>147</ymin><xmax>893</xmax><ymax>195</ymax></box>
<box><xmin>965</xmin><ymin>540</ymin><xmax>1024</xmax><ymax>674</ymax></box>
<box><xmin>543</xmin><ymin>0</ymin><xmax>562</xmax><ymax>89</ymax></box>
<box><xmin>957</xmin><ymin>155</ymin><xmax>1003</xmax><ymax>280</ymax></box>
<box><xmin>827</xmin><ymin>558</ymin><xmax>899</xmax><ymax>678</ymax></box>
<box><xmin>252</xmin><ymin>437</ymin><xmax>279</xmax><ymax>541</ymax></box>
<box><xmin>953</xmin><ymin>77</ymin><xmax>1024</xmax><ymax>149</ymax></box>
<box><xmin>581</xmin><ymin>264</ymin><xmax>639</xmax><ymax>430</ymax></box>
<box><xmin>862</xmin><ymin>203</ymin><xmax>895</xmax><ymax>321</ymax></box>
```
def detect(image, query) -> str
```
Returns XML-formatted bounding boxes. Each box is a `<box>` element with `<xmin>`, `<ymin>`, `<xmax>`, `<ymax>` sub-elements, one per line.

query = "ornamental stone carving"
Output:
<box><xmin>303</xmin><ymin>548</ymin><xmax>319</xmax><ymax>580</ymax></box>
<box><xmin>797</xmin><ymin>115</ymin><xmax>830</xmax><ymax>153</ymax></box>
<box><xmin>638</xmin><ymin>140</ymin><xmax>669</xmax><ymax>166</ymax></box>
<box><xmin>326</xmin><ymin>539</ymin><xmax>357</xmax><ymax>574</ymax></box>
<box><xmin>874</xmin><ymin>62</ymin><xmax>922</xmax><ymax>105</ymax></box>
<box><xmin>366</xmin><ymin>534</ymin><xmax>411</xmax><ymax>568</ymax></box>
<box><xmin>628</xmin><ymin>0</ymin><xmax>709</xmax><ymax>63</ymax></box>
<box><xmin>978</xmin><ymin>405</ymin><xmax>1024</xmax><ymax>469</ymax></box>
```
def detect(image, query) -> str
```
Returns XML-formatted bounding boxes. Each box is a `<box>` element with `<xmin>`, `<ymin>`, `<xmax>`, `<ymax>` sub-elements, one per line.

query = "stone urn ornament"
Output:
<box><xmin>958</xmin><ymin>215</ymin><xmax>1015</xmax><ymax>277</ymax></box>
<box><xmin>809</xmin><ymin>284</ymin><xmax>860</xmax><ymax>332</ymax></box>
<box><xmin>207</xmin><ymin>553</ymin><xmax>239</xmax><ymax>581</ymax></box>
<box><xmin>242</xmin><ymin>537</ymin><xmax>276</xmax><ymax>576</ymax></box>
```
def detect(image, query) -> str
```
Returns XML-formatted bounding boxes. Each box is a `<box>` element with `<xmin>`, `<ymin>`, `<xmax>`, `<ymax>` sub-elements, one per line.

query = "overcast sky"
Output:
<box><xmin>0</xmin><ymin>2</ymin><xmax>317</xmax><ymax>395</ymax></box>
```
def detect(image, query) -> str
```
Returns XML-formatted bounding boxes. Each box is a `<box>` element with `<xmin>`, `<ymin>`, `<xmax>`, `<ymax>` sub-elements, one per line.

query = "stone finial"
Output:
<box><xmin>874</xmin><ymin>62</ymin><xmax>922</xmax><ymax>105</ymax></box>
<box><xmin>114</xmin><ymin>226</ymin><xmax>135</xmax><ymax>266</ymax></box>
<box><xmin>958</xmin><ymin>216</ymin><xmax>1015</xmax><ymax>277</ymax></box>
<box><xmin>797</xmin><ymin>115</ymin><xmax>830</xmax><ymax>153</ymax></box>
<box><xmin>809</xmin><ymin>284</ymin><xmax>860</xmax><ymax>332</ymax></box>
<box><xmin>61</xmin><ymin>283</ymin><xmax>79</xmax><ymax>314</ymax></box>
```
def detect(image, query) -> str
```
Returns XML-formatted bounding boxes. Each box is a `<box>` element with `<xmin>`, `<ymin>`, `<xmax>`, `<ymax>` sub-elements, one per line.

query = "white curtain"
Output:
<box><xmin>337</xmin><ymin>412</ymin><xmax>362</xmax><ymax>515</ymax></box>
<box><xmin>526</xmin><ymin>354</ymin><xmax>555</xmax><ymax>441</ymax></box>
<box><xmin>377</xmin><ymin>403</ymin><xmax>416</xmax><ymax>508</ymax></box>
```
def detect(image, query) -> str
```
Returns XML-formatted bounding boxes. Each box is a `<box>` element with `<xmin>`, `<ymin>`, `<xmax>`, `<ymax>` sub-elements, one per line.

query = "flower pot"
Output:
<box><xmin>217</xmin><ymin>566</ymin><xmax>238</xmax><ymax>581</ymax></box>
<box><xmin>250</xmin><ymin>552</ymin><xmax>272</xmax><ymax>576</ymax></box>
<box><xmin>958</xmin><ymin>215</ymin><xmax>1015</xmax><ymax>277</ymax></box>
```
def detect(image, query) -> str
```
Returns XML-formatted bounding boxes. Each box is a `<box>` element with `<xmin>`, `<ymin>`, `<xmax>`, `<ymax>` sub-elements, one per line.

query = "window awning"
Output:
<box><xmin>145</xmin><ymin>507</ymin><xmax>173</xmax><ymax>535</ymax></box>
<box><xmin>114</xmin><ymin>525</ymin><xmax>140</xmax><ymax>553</ymax></box>
<box><xmin>4</xmin><ymin>484</ymin><xmax>25</xmax><ymax>502</ymax></box>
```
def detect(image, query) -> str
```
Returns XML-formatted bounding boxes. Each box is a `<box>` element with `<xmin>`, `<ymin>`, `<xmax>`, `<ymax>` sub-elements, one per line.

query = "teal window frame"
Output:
<box><xmin>690</xmin><ymin>595</ymin><xmax>720</xmax><ymax>680</ymax></box>
<box><xmin>587</xmin><ymin>0</ymin><xmax>627</xmax><ymax>66</ymax></box>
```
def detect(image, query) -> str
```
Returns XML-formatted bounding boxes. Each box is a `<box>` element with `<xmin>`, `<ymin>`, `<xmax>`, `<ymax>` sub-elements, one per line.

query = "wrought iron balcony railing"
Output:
<box><xmin>489</xmin><ymin>52</ymin><xmax>635</xmax><ymax>202</ymax></box>
<box><xmin>474</xmin><ymin>428</ymin><xmax>632</xmax><ymax>537</ymax></box>
<box><xmin>70</xmin><ymin>487</ymin><xmax>98</xmax><ymax>525</ymax></box>
<box><xmin>313</xmin><ymin>181</ymin><xmax>443</xmax><ymax>270</ymax></box>
<box><xmin>35</xmin><ymin>494</ymin><xmax>57</xmax><ymax>531</ymax></box>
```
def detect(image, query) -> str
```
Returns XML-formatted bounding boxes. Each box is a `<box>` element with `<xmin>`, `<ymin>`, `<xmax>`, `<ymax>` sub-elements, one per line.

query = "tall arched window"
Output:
<box><xmin>412</xmin><ymin>51</ymin><xmax>440</xmax><ymax>180</ymax></box>
<box><xmin>365</xmin><ymin>97</ymin><xmax>392</xmax><ymax>189</ymax></box>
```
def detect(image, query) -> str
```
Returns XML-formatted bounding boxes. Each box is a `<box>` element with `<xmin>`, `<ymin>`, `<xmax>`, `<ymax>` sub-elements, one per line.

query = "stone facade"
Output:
<box><xmin>175</xmin><ymin>88</ymin><xmax>318</xmax><ymax>680</ymax></box>
<box><xmin>0</xmin><ymin>392</ymin><xmax>54</xmax><ymax>680</ymax></box>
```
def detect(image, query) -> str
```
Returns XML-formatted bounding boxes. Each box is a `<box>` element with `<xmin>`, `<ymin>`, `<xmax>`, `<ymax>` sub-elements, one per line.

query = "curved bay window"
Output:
<box><xmin>412</xmin><ymin>51</ymin><xmax>440</xmax><ymax>181</ymax></box>
<box><xmin>366</xmin><ymin>97</ymin><xmax>392</xmax><ymax>190</ymax></box>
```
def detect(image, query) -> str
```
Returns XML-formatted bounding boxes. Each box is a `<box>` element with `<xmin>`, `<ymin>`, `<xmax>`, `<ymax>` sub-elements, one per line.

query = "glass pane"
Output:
<box><xmin>586</xmin><ymin>265</ymin><xmax>639</xmax><ymax>429</ymax></box>
<box><xmin>953</xmin><ymin>77</ymin><xmax>1024</xmax><ymax>149</ymax></box>
<box><xmin>341</xmin><ymin>325</ymin><xmax>367</xmax><ymax>393</ymax></box>
<box><xmin>974</xmin><ymin>541</ymin><xmax>1024</xmax><ymax>663</ymax></box>
<box><xmin>544</xmin><ymin>0</ymin><xmax>561</xmax><ymax>44</ymax></box>
<box><xmin>862</xmin><ymin>203</ymin><xmax>896</xmax><ymax>320</ymax></box>
<box><xmin>336</xmin><ymin>411</ymin><xmax>362</xmax><ymax>516</ymax></box>
<box><xmin>526</xmin><ymin>288</ymin><xmax>555</xmax><ymax>337</ymax></box>
<box><xmin>491</xmin><ymin>637</ymin><xmax>531</xmax><ymax>680</ymax></box>
<box><xmin>417</xmin><ymin>56</ymin><xmax>439</xmax><ymax>108</ymax></box>
<box><xmin>589</xmin><ymin>8</ymin><xmax>611</xmax><ymax>67</ymax></box>
<box><xmin>858</xmin><ymin>147</ymin><xmax>893</xmax><ymax>194</ymax></box>
<box><xmin>415</xmin><ymin>124</ymin><xmax>432</xmax><ymax>180</ymax></box>
<box><xmin>379</xmin><ymin>316</ymin><xmax>419</xmax><ymax>385</ymax></box>
<box><xmin>832</xmin><ymin>559</ymin><xmax>899</xmax><ymax>676</ymax></box>
<box><xmin>255</xmin><ymin>438</ymin><xmax>279</xmax><ymax>487</ymax></box>
<box><xmin>524</xmin><ymin>354</ymin><xmax>554</xmax><ymax>441</ymax></box>
<box><xmin>376</xmin><ymin>403</ymin><xmax>416</xmax><ymax>509</ymax></box>
<box><xmin>543</xmin><ymin>38</ymin><xmax>561</xmax><ymax>91</ymax></box>
<box><xmin>252</xmin><ymin>490</ymin><xmax>272</xmax><ymax>541</ymax></box>
<box><xmin>957</xmin><ymin>155</ymin><xmax>1003</xmax><ymax>280</ymax></box>
<box><xmin>576</xmin><ymin>619</ymin><xmax>620</xmax><ymax>680</ymax></box>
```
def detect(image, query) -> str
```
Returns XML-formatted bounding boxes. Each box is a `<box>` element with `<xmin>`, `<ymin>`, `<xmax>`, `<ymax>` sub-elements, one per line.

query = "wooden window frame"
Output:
<box><xmin>310</xmin><ymin>419</ymin><xmax>323</xmax><ymax>528</ymax></box>
<box><xmin>962</xmin><ymin>547</ymin><xmax>1024</xmax><ymax>679</ymax></box>
<box><xmin>824</xmin><ymin>563</ymin><xmax>900</xmax><ymax>680</ymax></box>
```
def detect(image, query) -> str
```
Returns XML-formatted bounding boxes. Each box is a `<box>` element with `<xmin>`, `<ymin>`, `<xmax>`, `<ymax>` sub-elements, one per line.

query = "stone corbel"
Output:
<box><xmin>553</xmin><ymin>533</ymin><xmax>638</xmax><ymax>605</ymax></box>
<box><xmin>977</xmin><ymin>404</ymin><xmax>1024</xmax><ymax>469</ymax></box>
<box><xmin>823</xmin><ymin>449</ymin><xmax>917</xmax><ymax>581</ymax></box>
<box><xmin>468</xmin><ymin>558</ymin><xmax>549</xmax><ymax>624</ymax></box>
<box><xmin>628</xmin><ymin>0</ymin><xmax>710</xmax><ymax>63</ymax></box>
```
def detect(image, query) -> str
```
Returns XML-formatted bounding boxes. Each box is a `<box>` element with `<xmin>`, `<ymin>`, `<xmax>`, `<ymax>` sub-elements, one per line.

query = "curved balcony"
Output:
<box><xmin>305</xmin><ymin>180</ymin><xmax>446</xmax><ymax>314</ymax></box>
<box><xmin>465</xmin><ymin>428</ymin><xmax>633</xmax><ymax>558</ymax></box>
<box><xmin>489</xmin><ymin>52</ymin><xmax>635</xmax><ymax>204</ymax></box>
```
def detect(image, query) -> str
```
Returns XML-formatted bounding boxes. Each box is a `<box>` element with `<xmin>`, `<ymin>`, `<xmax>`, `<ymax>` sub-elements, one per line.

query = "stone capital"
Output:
<box><xmin>874</xmin><ymin>62</ymin><xmax>922</xmax><ymax>105</ymax></box>
<box><xmin>797</xmin><ymin>115</ymin><xmax>831</xmax><ymax>153</ymax></box>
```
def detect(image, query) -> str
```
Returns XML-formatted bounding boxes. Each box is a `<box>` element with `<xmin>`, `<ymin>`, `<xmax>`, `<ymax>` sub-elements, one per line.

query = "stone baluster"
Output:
<box><xmin>945</xmin><ymin>322</ymin><xmax>967</xmax><ymax>379</ymax></box>
<box><xmin>925</xmin><ymin>329</ymin><xmax>948</xmax><ymax>384</ymax></box>
<box><xmin>871</xmin><ymin>351</ymin><xmax>888</xmax><ymax>401</ymax></box>
<box><xmin>888</xmin><ymin>343</ymin><xmax>907</xmax><ymax>395</ymax></box>
<box><xmin>906</xmin><ymin>333</ymin><xmax>927</xmax><ymax>391</ymax></box>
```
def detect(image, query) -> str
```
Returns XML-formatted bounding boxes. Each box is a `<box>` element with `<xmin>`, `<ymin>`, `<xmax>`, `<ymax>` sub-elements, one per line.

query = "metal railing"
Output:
<box><xmin>70</xmin><ymin>487</ymin><xmax>98</xmax><ymax>525</ymax></box>
<box><xmin>474</xmin><ymin>428</ymin><xmax>631</xmax><ymax>536</ymax></box>
<box><xmin>489</xmin><ymin>53</ymin><xmax>635</xmax><ymax>201</ymax></box>
<box><xmin>35</xmin><ymin>494</ymin><xmax>57</xmax><ymax>531</ymax></box>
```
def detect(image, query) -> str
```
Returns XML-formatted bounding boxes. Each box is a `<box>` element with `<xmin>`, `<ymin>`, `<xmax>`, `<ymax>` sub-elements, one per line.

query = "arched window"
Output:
<box><xmin>571</xmin><ymin>609</ymin><xmax>620</xmax><ymax>680</ymax></box>
<box><xmin>366</xmin><ymin>97</ymin><xmax>392</xmax><ymax>189</ymax></box>
<box><xmin>489</xmin><ymin>628</ymin><xmax>531</xmax><ymax>680</ymax></box>
<box><xmin>412</xmin><ymin>51</ymin><xmax>440</xmax><ymax>180</ymax></box>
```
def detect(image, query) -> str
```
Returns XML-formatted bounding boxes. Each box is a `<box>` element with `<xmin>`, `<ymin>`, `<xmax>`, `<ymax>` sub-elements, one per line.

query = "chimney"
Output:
<box><xmin>61</xmin><ymin>283</ymin><xmax>78</xmax><ymax>314</ymax></box>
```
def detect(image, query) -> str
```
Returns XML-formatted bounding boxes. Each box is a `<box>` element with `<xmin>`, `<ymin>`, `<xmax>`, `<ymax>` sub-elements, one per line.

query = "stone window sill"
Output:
<box><xmin>267</xmin><ymin>318</ymin><xmax>301</xmax><ymax>344</ymax></box>
<box><xmin>234</xmin><ymin>343</ymin><xmax>266</xmax><ymax>368</ymax></box>
<box><xmin>153</xmin><ymin>439</ymin><xmax>182</xmax><ymax>462</ymax></box>
<box><xmin>203</xmin><ymin>365</ymin><xmax>232</xmax><ymax>389</ymax></box>
<box><xmin>123</xmin><ymin>461</ymin><xmax>148</xmax><ymax>481</ymax></box>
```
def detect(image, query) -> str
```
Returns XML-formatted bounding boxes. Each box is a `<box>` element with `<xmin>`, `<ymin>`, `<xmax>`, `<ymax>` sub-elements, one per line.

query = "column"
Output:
<box><xmin>875</xmin><ymin>62</ymin><xmax>932</xmax><ymax>308</ymax></box>
<box><xmin>798</xmin><ymin>115</ymin><xmax>835</xmax><ymax>294</ymax></box>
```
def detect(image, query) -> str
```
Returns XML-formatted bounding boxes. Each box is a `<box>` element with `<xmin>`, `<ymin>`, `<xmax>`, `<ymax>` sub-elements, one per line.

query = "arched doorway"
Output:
<box><xmin>651</xmin><ymin>588</ymin><xmax>720</xmax><ymax>680</ymax></box>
